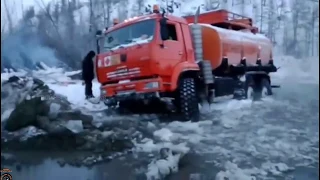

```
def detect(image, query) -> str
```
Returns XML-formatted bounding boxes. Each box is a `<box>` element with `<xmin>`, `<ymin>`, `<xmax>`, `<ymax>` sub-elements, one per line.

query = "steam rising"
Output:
<box><xmin>1</xmin><ymin>25</ymin><xmax>59</xmax><ymax>70</ymax></box>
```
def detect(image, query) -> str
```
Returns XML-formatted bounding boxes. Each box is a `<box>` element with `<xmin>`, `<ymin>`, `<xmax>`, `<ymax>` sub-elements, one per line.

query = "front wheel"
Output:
<box><xmin>176</xmin><ymin>78</ymin><xmax>200</xmax><ymax>122</ymax></box>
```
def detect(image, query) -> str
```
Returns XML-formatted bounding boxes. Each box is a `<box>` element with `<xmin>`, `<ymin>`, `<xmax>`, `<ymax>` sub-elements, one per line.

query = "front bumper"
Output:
<box><xmin>100</xmin><ymin>77</ymin><xmax>163</xmax><ymax>104</ymax></box>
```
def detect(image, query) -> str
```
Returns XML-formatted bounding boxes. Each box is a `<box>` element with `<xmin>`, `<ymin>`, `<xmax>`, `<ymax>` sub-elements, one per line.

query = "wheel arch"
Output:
<box><xmin>170</xmin><ymin>62</ymin><xmax>200</xmax><ymax>91</ymax></box>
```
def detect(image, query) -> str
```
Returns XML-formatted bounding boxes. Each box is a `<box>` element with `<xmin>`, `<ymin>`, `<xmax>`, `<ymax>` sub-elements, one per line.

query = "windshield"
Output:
<box><xmin>104</xmin><ymin>19</ymin><xmax>156</xmax><ymax>51</ymax></box>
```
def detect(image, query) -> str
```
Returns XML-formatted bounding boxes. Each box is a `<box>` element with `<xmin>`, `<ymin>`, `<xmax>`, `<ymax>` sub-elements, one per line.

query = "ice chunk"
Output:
<box><xmin>261</xmin><ymin>162</ymin><xmax>291</xmax><ymax>175</ymax></box>
<box><xmin>48</xmin><ymin>103</ymin><xmax>61</xmax><ymax>119</ymax></box>
<box><xmin>145</xmin><ymin>148</ymin><xmax>181</xmax><ymax>180</ymax></box>
<box><xmin>215</xmin><ymin>161</ymin><xmax>258</xmax><ymax>180</ymax></box>
<box><xmin>153</xmin><ymin>128</ymin><xmax>174</xmax><ymax>141</ymax></box>
<box><xmin>19</xmin><ymin>126</ymin><xmax>47</xmax><ymax>141</ymax></box>
<box><xmin>1</xmin><ymin>108</ymin><xmax>14</xmax><ymax>122</ymax></box>
<box><xmin>63</xmin><ymin>120</ymin><xmax>84</xmax><ymax>134</ymax></box>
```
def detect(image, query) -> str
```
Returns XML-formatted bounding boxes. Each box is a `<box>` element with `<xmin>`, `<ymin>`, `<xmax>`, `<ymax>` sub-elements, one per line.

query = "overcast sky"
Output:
<box><xmin>1</xmin><ymin>0</ymin><xmax>52</xmax><ymax>28</ymax></box>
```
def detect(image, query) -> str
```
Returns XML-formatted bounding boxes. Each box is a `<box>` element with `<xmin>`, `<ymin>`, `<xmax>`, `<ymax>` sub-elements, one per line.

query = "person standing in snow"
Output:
<box><xmin>82</xmin><ymin>50</ymin><xmax>96</xmax><ymax>99</ymax></box>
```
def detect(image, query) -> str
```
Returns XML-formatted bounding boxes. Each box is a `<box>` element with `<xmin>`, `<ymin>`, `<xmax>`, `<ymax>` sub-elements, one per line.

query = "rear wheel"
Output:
<box><xmin>261</xmin><ymin>78</ymin><xmax>272</xmax><ymax>98</ymax></box>
<box><xmin>176</xmin><ymin>78</ymin><xmax>200</xmax><ymax>122</ymax></box>
<box><xmin>245</xmin><ymin>75</ymin><xmax>260</xmax><ymax>100</ymax></box>
<box><xmin>245</xmin><ymin>75</ymin><xmax>272</xmax><ymax>100</ymax></box>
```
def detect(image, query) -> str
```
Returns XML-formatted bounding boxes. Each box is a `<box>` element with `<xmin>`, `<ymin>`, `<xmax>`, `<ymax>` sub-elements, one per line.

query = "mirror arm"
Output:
<box><xmin>96</xmin><ymin>36</ymin><xmax>102</xmax><ymax>54</ymax></box>
<box><xmin>96</xmin><ymin>39</ymin><xmax>100</xmax><ymax>54</ymax></box>
<box><xmin>160</xmin><ymin>42</ymin><xmax>164</xmax><ymax>48</ymax></box>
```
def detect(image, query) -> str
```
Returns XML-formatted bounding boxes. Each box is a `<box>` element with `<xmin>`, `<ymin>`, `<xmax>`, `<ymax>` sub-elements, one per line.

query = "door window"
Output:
<box><xmin>165</xmin><ymin>24</ymin><xmax>178</xmax><ymax>41</ymax></box>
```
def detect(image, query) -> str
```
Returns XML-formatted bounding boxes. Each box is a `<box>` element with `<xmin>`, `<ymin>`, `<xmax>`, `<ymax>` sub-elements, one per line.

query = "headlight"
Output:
<box><xmin>144</xmin><ymin>82</ymin><xmax>159</xmax><ymax>89</ymax></box>
<box><xmin>97</xmin><ymin>59</ymin><xmax>103</xmax><ymax>67</ymax></box>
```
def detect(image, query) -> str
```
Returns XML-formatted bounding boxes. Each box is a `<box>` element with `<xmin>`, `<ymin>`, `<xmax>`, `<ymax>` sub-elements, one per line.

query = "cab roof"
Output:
<box><xmin>106</xmin><ymin>13</ymin><xmax>188</xmax><ymax>33</ymax></box>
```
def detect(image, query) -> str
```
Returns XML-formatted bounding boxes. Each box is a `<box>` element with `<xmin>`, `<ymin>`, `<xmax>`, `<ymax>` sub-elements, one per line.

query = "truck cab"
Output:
<box><xmin>96</xmin><ymin>11</ymin><xmax>199</xmax><ymax>109</ymax></box>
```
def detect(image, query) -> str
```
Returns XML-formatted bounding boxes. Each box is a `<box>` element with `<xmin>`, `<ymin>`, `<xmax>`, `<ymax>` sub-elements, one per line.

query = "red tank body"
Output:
<box><xmin>185</xmin><ymin>9</ymin><xmax>272</xmax><ymax>70</ymax></box>
<box><xmin>198</xmin><ymin>24</ymin><xmax>272</xmax><ymax>69</ymax></box>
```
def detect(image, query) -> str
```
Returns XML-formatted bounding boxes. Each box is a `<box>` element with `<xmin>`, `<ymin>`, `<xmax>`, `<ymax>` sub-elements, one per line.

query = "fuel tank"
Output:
<box><xmin>198</xmin><ymin>23</ymin><xmax>273</xmax><ymax>70</ymax></box>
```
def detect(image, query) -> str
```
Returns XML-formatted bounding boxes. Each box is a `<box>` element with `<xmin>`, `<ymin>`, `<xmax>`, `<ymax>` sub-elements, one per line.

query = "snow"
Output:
<box><xmin>134</xmin><ymin>138</ymin><xmax>190</xmax><ymax>154</ymax></box>
<box><xmin>146</xmin><ymin>148</ymin><xmax>181</xmax><ymax>180</ymax></box>
<box><xmin>153</xmin><ymin>128</ymin><xmax>174</xmax><ymax>141</ymax></box>
<box><xmin>215</xmin><ymin>161</ymin><xmax>260</xmax><ymax>180</ymax></box>
<box><xmin>108</xmin><ymin>36</ymin><xmax>153</xmax><ymax>51</ymax></box>
<box><xmin>1</xmin><ymin>63</ymin><xmax>107</xmax><ymax>112</ymax></box>
<box><xmin>197</xmin><ymin>23</ymin><xmax>269</xmax><ymax>42</ymax></box>
<box><xmin>1</xmin><ymin>69</ymin><xmax>27</xmax><ymax>83</ymax></box>
<box><xmin>48</xmin><ymin>82</ymin><xmax>107</xmax><ymax>111</ymax></box>
<box><xmin>18</xmin><ymin>126</ymin><xmax>47</xmax><ymax>141</ymax></box>
<box><xmin>261</xmin><ymin>162</ymin><xmax>292</xmax><ymax>176</ymax></box>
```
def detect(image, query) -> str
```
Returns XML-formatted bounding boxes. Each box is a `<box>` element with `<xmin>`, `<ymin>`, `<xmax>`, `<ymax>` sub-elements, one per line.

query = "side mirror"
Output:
<box><xmin>96</xmin><ymin>30</ymin><xmax>102</xmax><ymax>37</ymax></box>
<box><xmin>96</xmin><ymin>38</ymin><xmax>100</xmax><ymax>54</ymax></box>
<box><xmin>159</xmin><ymin>17</ymin><xmax>169</xmax><ymax>41</ymax></box>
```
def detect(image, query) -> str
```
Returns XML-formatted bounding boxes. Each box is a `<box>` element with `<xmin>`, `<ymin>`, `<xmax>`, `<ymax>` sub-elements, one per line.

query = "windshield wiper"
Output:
<box><xmin>104</xmin><ymin>46</ymin><xmax>114</xmax><ymax>52</ymax></box>
<box><xmin>125</xmin><ymin>39</ymin><xmax>133</xmax><ymax>43</ymax></box>
<box><xmin>125</xmin><ymin>39</ymin><xmax>142</xmax><ymax>47</ymax></box>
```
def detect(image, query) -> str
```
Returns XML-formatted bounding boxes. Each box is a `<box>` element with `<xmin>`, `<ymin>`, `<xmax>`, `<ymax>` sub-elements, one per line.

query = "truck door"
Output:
<box><xmin>158</xmin><ymin>21</ymin><xmax>186</xmax><ymax>77</ymax></box>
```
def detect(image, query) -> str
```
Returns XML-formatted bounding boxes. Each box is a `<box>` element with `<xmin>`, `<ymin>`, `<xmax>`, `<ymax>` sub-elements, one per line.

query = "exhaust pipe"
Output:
<box><xmin>190</xmin><ymin>6</ymin><xmax>203</xmax><ymax>63</ymax></box>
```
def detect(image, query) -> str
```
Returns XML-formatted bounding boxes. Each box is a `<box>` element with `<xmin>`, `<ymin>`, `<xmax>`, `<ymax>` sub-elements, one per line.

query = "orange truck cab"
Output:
<box><xmin>95</xmin><ymin>6</ymin><xmax>278</xmax><ymax>121</ymax></box>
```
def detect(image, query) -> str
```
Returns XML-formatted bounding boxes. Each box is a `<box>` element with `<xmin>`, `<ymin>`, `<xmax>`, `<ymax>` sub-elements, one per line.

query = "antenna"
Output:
<box><xmin>166</xmin><ymin>0</ymin><xmax>168</xmax><ymax>14</ymax></box>
<box><xmin>194</xmin><ymin>6</ymin><xmax>200</xmax><ymax>24</ymax></box>
<box><xmin>161</xmin><ymin>8</ymin><xmax>166</xmax><ymax>17</ymax></box>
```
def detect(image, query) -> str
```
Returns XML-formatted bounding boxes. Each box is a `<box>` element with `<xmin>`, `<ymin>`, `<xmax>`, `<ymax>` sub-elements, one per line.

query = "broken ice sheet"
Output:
<box><xmin>63</xmin><ymin>120</ymin><xmax>84</xmax><ymax>134</ymax></box>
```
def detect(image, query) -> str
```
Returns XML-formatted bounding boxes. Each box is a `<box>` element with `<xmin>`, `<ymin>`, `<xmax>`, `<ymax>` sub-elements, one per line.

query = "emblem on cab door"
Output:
<box><xmin>104</xmin><ymin>56</ymin><xmax>111</xmax><ymax>67</ymax></box>
<box><xmin>103</xmin><ymin>54</ymin><xmax>121</xmax><ymax>67</ymax></box>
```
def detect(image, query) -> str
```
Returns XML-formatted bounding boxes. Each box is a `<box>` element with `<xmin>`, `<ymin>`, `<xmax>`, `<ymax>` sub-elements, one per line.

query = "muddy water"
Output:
<box><xmin>1</xmin><ymin>151</ymin><xmax>143</xmax><ymax>180</ymax></box>
<box><xmin>1</xmin><ymin>81</ymin><xmax>319</xmax><ymax>180</ymax></box>
<box><xmin>1</xmin><ymin>152</ymin><xmax>318</xmax><ymax>180</ymax></box>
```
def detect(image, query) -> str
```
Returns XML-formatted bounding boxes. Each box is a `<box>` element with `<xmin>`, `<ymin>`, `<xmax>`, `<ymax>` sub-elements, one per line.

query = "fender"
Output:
<box><xmin>170</xmin><ymin>62</ymin><xmax>200</xmax><ymax>91</ymax></box>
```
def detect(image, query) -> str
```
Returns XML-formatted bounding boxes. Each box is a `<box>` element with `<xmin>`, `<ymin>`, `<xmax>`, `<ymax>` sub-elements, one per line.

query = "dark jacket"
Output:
<box><xmin>82</xmin><ymin>51</ymin><xmax>96</xmax><ymax>81</ymax></box>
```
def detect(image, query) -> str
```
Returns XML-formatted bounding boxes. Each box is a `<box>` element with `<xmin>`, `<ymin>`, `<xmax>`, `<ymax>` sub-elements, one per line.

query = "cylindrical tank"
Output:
<box><xmin>198</xmin><ymin>23</ymin><xmax>273</xmax><ymax>70</ymax></box>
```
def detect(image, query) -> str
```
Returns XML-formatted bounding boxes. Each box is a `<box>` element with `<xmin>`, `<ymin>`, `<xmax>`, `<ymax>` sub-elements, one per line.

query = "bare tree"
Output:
<box><xmin>267</xmin><ymin>0</ymin><xmax>276</xmax><ymax>43</ymax></box>
<box><xmin>2</xmin><ymin>0</ymin><xmax>14</xmax><ymax>33</ymax></box>
<box><xmin>220</xmin><ymin>0</ymin><xmax>228</xmax><ymax>9</ymax></box>
<box><xmin>105</xmin><ymin>0</ymin><xmax>115</xmax><ymax>27</ymax></box>
<box><xmin>117</xmin><ymin>0</ymin><xmax>129</xmax><ymax>21</ymax></box>
<box><xmin>204</xmin><ymin>0</ymin><xmax>220</xmax><ymax>11</ymax></box>
<box><xmin>310</xmin><ymin>3</ymin><xmax>319</xmax><ymax>56</ymax></box>
<box><xmin>137</xmin><ymin>0</ymin><xmax>145</xmax><ymax>15</ymax></box>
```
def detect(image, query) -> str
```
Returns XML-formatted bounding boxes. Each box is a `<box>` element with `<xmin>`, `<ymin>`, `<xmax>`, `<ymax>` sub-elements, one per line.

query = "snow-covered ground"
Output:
<box><xmin>1</xmin><ymin>56</ymin><xmax>319</xmax><ymax>179</ymax></box>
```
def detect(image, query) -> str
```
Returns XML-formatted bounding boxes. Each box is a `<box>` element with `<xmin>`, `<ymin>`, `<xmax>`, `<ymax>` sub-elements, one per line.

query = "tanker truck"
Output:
<box><xmin>94</xmin><ymin>6</ymin><xmax>278</xmax><ymax>121</ymax></box>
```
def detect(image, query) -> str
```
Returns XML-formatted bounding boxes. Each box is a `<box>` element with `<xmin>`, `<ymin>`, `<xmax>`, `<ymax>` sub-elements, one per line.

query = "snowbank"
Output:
<box><xmin>1</xmin><ymin>64</ymin><xmax>107</xmax><ymax>112</ymax></box>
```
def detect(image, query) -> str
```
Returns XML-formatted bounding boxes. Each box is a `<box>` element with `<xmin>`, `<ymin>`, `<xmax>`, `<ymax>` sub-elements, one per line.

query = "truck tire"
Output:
<box><xmin>245</xmin><ymin>75</ymin><xmax>259</xmax><ymax>100</ymax></box>
<box><xmin>261</xmin><ymin>78</ymin><xmax>272</xmax><ymax>98</ymax></box>
<box><xmin>177</xmin><ymin>78</ymin><xmax>200</xmax><ymax>122</ymax></box>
